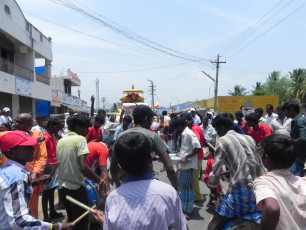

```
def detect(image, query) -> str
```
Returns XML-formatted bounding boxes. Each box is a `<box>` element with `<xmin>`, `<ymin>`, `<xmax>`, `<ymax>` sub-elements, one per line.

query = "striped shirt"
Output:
<box><xmin>0</xmin><ymin>160</ymin><xmax>50</xmax><ymax>229</ymax></box>
<box><xmin>104</xmin><ymin>178</ymin><xmax>187</xmax><ymax>230</ymax></box>
<box><xmin>208</xmin><ymin>130</ymin><xmax>265</xmax><ymax>192</ymax></box>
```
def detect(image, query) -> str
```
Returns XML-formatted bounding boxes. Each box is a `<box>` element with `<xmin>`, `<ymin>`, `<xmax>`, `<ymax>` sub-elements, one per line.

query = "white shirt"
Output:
<box><xmin>179</xmin><ymin>127</ymin><xmax>201</xmax><ymax>170</ymax></box>
<box><xmin>200</xmin><ymin>124</ymin><xmax>216</xmax><ymax>143</ymax></box>
<box><xmin>270</xmin><ymin>117</ymin><xmax>292</xmax><ymax>136</ymax></box>
<box><xmin>253</xmin><ymin>169</ymin><xmax>306</xmax><ymax>230</ymax></box>
<box><xmin>102</xmin><ymin>120</ymin><xmax>119</xmax><ymax>140</ymax></box>
<box><xmin>164</xmin><ymin>115</ymin><xmax>171</xmax><ymax>124</ymax></box>
<box><xmin>31</xmin><ymin>125</ymin><xmax>46</xmax><ymax>136</ymax></box>
<box><xmin>192</xmin><ymin>115</ymin><xmax>201</xmax><ymax>125</ymax></box>
<box><xmin>0</xmin><ymin>115</ymin><xmax>12</xmax><ymax>125</ymax></box>
<box><xmin>265</xmin><ymin>113</ymin><xmax>278</xmax><ymax>127</ymax></box>
<box><xmin>104</xmin><ymin>179</ymin><xmax>187</xmax><ymax>230</ymax></box>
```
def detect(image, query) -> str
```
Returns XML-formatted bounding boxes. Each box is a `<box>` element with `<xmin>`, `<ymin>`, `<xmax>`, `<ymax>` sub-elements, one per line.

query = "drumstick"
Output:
<box><xmin>66</xmin><ymin>196</ymin><xmax>95</xmax><ymax>213</ymax></box>
<box><xmin>207</xmin><ymin>142</ymin><xmax>216</xmax><ymax>151</ymax></box>
<box><xmin>72</xmin><ymin>205</ymin><xmax>96</xmax><ymax>225</ymax></box>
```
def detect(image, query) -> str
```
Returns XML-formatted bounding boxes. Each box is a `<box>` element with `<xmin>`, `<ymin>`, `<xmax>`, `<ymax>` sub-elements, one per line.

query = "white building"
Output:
<box><xmin>0</xmin><ymin>0</ymin><xmax>52</xmax><ymax>119</ymax></box>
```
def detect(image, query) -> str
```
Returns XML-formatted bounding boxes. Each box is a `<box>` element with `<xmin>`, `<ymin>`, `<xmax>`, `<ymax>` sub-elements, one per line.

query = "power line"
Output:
<box><xmin>219</xmin><ymin>0</ymin><xmax>296</xmax><ymax>56</ymax></box>
<box><xmin>49</xmin><ymin>0</ymin><xmax>210</xmax><ymax>64</ymax></box>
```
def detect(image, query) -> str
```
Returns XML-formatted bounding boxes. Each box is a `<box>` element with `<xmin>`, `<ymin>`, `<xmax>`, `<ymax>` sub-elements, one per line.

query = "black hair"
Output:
<box><xmin>276</xmin><ymin>106</ymin><xmax>282</xmax><ymax>111</ymax></box>
<box><xmin>123</xmin><ymin>115</ymin><xmax>132</xmax><ymax>123</ymax></box>
<box><xmin>186</xmin><ymin>115</ymin><xmax>193</xmax><ymax>121</ymax></box>
<box><xmin>114</xmin><ymin>132</ymin><xmax>151</xmax><ymax>176</ymax></box>
<box><xmin>261</xmin><ymin>134</ymin><xmax>296</xmax><ymax>169</ymax></box>
<box><xmin>228</xmin><ymin>113</ymin><xmax>234</xmax><ymax>122</ymax></box>
<box><xmin>2</xmin><ymin>123</ymin><xmax>12</xmax><ymax>131</ymax></box>
<box><xmin>235</xmin><ymin>111</ymin><xmax>243</xmax><ymax>116</ymax></box>
<box><xmin>211</xmin><ymin>113</ymin><xmax>234</xmax><ymax>130</ymax></box>
<box><xmin>68</xmin><ymin>115</ymin><xmax>91</xmax><ymax>131</ymax></box>
<box><xmin>254</xmin><ymin>108</ymin><xmax>263</xmax><ymax>115</ymax></box>
<box><xmin>46</xmin><ymin>117</ymin><xmax>60</xmax><ymax>130</ymax></box>
<box><xmin>172</xmin><ymin>116</ymin><xmax>187</xmax><ymax>129</ymax></box>
<box><xmin>206</xmin><ymin>113</ymin><xmax>212</xmax><ymax>120</ymax></box>
<box><xmin>170</xmin><ymin>113</ymin><xmax>177</xmax><ymax>119</ymax></box>
<box><xmin>162</xmin><ymin>110</ymin><xmax>167</xmax><ymax>116</ymax></box>
<box><xmin>245</xmin><ymin>113</ymin><xmax>259</xmax><ymax>123</ymax></box>
<box><xmin>266</xmin><ymin>104</ymin><xmax>274</xmax><ymax>110</ymax></box>
<box><xmin>95</xmin><ymin>115</ymin><xmax>105</xmax><ymax>124</ymax></box>
<box><xmin>240</xmin><ymin>105</ymin><xmax>245</xmax><ymax>110</ymax></box>
<box><xmin>36</xmin><ymin>115</ymin><xmax>46</xmax><ymax>120</ymax></box>
<box><xmin>282</xmin><ymin>101</ymin><xmax>300</xmax><ymax>113</ymax></box>
<box><xmin>98</xmin><ymin>109</ymin><xmax>106</xmax><ymax>116</ymax></box>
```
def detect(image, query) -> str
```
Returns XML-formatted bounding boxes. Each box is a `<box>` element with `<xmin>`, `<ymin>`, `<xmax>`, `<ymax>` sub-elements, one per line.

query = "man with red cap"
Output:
<box><xmin>0</xmin><ymin>131</ymin><xmax>72</xmax><ymax>230</ymax></box>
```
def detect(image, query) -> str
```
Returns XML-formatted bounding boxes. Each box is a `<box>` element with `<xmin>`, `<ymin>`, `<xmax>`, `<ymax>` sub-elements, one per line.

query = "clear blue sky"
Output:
<box><xmin>17</xmin><ymin>0</ymin><xmax>306</xmax><ymax>108</ymax></box>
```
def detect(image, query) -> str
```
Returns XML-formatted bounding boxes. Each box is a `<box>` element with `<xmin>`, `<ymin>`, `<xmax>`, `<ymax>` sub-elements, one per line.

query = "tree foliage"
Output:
<box><xmin>228</xmin><ymin>85</ymin><xmax>248</xmax><ymax>96</ymax></box>
<box><xmin>289</xmin><ymin>68</ymin><xmax>306</xmax><ymax>104</ymax></box>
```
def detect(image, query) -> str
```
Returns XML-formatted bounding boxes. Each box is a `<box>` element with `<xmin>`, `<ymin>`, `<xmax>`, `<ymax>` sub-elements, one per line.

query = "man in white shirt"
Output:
<box><xmin>200</xmin><ymin>115</ymin><xmax>216</xmax><ymax>144</ymax></box>
<box><xmin>31</xmin><ymin>115</ymin><xmax>47</xmax><ymax>136</ymax></box>
<box><xmin>253</xmin><ymin>134</ymin><xmax>306</xmax><ymax>230</ymax></box>
<box><xmin>190</xmin><ymin>108</ymin><xmax>201</xmax><ymax>125</ymax></box>
<box><xmin>0</xmin><ymin>107</ymin><xmax>12</xmax><ymax>125</ymax></box>
<box><xmin>162</xmin><ymin>110</ymin><xmax>171</xmax><ymax>124</ymax></box>
<box><xmin>93</xmin><ymin>132</ymin><xmax>187</xmax><ymax>230</ymax></box>
<box><xmin>269</xmin><ymin>106</ymin><xmax>291</xmax><ymax>136</ymax></box>
<box><xmin>265</xmin><ymin>104</ymin><xmax>278</xmax><ymax>127</ymax></box>
<box><xmin>172</xmin><ymin>116</ymin><xmax>201</xmax><ymax>220</ymax></box>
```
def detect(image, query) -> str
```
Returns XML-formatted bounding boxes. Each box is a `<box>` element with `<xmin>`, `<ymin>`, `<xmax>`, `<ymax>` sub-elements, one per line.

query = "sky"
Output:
<box><xmin>16</xmin><ymin>0</ymin><xmax>306</xmax><ymax>109</ymax></box>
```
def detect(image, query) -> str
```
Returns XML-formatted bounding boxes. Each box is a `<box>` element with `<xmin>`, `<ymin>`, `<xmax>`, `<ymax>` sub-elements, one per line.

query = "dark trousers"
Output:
<box><xmin>59</xmin><ymin>186</ymin><xmax>89</xmax><ymax>230</ymax></box>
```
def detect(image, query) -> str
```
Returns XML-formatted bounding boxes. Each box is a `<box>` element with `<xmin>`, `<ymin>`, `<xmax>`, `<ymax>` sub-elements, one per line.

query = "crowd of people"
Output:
<box><xmin>0</xmin><ymin>99</ymin><xmax>305</xmax><ymax>230</ymax></box>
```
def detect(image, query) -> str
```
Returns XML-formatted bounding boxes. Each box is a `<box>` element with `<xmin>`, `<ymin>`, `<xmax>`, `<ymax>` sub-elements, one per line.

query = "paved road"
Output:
<box><xmin>39</xmin><ymin>158</ymin><xmax>223</xmax><ymax>230</ymax></box>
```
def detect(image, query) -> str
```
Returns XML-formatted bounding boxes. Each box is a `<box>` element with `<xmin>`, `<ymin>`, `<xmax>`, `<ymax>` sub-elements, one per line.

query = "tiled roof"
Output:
<box><xmin>68</xmin><ymin>69</ymin><xmax>81</xmax><ymax>82</ymax></box>
<box><xmin>52</xmin><ymin>96</ymin><xmax>61</xmax><ymax>102</ymax></box>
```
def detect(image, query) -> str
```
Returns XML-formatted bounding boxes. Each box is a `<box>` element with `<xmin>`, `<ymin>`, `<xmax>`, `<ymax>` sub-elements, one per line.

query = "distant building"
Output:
<box><xmin>51</xmin><ymin>69</ymin><xmax>89</xmax><ymax>115</ymax></box>
<box><xmin>0</xmin><ymin>0</ymin><xmax>52</xmax><ymax>118</ymax></box>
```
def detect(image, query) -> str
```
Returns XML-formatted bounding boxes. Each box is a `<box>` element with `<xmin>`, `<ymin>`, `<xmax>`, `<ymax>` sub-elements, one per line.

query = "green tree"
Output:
<box><xmin>289</xmin><ymin>68</ymin><xmax>306</xmax><ymax>104</ymax></box>
<box><xmin>228</xmin><ymin>85</ymin><xmax>248</xmax><ymax>96</ymax></box>
<box><xmin>111</xmin><ymin>103</ymin><xmax>118</xmax><ymax>112</ymax></box>
<box><xmin>252</xmin><ymin>82</ymin><xmax>267</xmax><ymax>96</ymax></box>
<box><xmin>264</xmin><ymin>71</ymin><xmax>291</xmax><ymax>105</ymax></box>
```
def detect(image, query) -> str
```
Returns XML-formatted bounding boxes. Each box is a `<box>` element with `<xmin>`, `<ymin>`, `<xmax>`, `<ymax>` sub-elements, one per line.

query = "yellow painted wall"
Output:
<box><xmin>192</xmin><ymin>96</ymin><xmax>279</xmax><ymax>114</ymax></box>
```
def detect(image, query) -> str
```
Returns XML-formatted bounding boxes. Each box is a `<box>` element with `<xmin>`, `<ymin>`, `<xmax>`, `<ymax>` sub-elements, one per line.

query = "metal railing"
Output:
<box><xmin>0</xmin><ymin>57</ymin><xmax>34</xmax><ymax>82</ymax></box>
<box><xmin>36</xmin><ymin>73</ymin><xmax>50</xmax><ymax>85</ymax></box>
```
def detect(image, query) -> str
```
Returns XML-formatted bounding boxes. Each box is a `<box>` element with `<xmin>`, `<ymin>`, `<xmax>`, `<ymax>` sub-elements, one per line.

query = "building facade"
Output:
<box><xmin>0</xmin><ymin>0</ymin><xmax>52</xmax><ymax>119</ymax></box>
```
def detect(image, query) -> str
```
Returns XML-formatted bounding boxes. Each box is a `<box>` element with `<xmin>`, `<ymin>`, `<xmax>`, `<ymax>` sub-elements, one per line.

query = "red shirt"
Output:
<box><xmin>87</xmin><ymin>142</ymin><xmax>109</xmax><ymax>170</ymax></box>
<box><xmin>192</xmin><ymin>124</ymin><xmax>205</xmax><ymax>159</ymax></box>
<box><xmin>203</xmin><ymin>155</ymin><xmax>221</xmax><ymax>193</ymax></box>
<box><xmin>86</xmin><ymin>126</ymin><xmax>102</xmax><ymax>142</ymax></box>
<box><xmin>44</xmin><ymin>132</ymin><xmax>57</xmax><ymax>165</ymax></box>
<box><xmin>237</xmin><ymin>120</ymin><xmax>250</xmax><ymax>134</ymax></box>
<box><xmin>248</xmin><ymin>123</ymin><xmax>273</xmax><ymax>144</ymax></box>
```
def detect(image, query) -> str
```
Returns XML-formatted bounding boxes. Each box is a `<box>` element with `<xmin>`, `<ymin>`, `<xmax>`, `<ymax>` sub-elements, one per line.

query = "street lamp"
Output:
<box><xmin>202</xmin><ymin>71</ymin><xmax>217</xmax><ymax>112</ymax></box>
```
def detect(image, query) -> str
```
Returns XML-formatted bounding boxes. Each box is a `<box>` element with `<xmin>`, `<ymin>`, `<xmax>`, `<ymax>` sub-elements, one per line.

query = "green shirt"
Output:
<box><xmin>56</xmin><ymin>132</ymin><xmax>89</xmax><ymax>190</ymax></box>
<box><xmin>117</xmin><ymin>126</ymin><xmax>168</xmax><ymax>156</ymax></box>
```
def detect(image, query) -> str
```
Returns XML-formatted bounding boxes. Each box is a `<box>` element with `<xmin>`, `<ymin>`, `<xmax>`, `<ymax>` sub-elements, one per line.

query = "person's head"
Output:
<box><xmin>122</xmin><ymin>115</ymin><xmax>132</xmax><ymax>128</ymax></box>
<box><xmin>94</xmin><ymin>115</ymin><xmax>105</xmax><ymax>129</ymax></box>
<box><xmin>211</xmin><ymin>113</ymin><xmax>234</xmax><ymax>137</ymax></box>
<box><xmin>132</xmin><ymin>105</ymin><xmax>157</xmax><ymax>129</ymax></box>
<box><xmin>162</xmin><ymin>110</ymin><xmax>167</xmax><ymax>116</ymax></box>
<box><xmin>266</xmin><ymin>104</ymin><xmax>274</xmax><ymax>116</ymax></box>
<box><xmin>282</xmin><ymin>101</ymin><xmax>300</xmax><ymax>118</ymax></box>
<box><xmin>36</xmin><ymin>115</ymin><xmax>47</xmax><ymax>127</ymax></box>
<box><xmin>228</xmin><ymin>113</ymin><xmax>235</xmax><ymax>122</ymax></box>
<box><xmin>2</xmin><ymin>107</ymin><xmax>10</xmax><ymax>116</ymax></box>
<box><xmin>98</xmin><ymin>109</ymin><xmax>106</xmax><ymax>116</ymax></box>
<box><xmin>0</xmin><ymin>130</ymin><xmax>44</xmax><ymax>165</ymax></box>
<box><xmin>15</xmin><ymin>113</ymin><xmax>33</xmax><ymax>132</ymax></box>
<box><xmin>46</xmin><ymin>118</ymin><xmax>61</xmax><ymax>135</ymax></box>
<box><xmin>254</xmin><ymin>108</ymin><xmax>264</xmax><ymax>117</ymax></box>
<box><xmin>235</xmin><ymin>111</ymin><xmax>244</xmax><ymax>122</ymax></box>
<box><xmin>170</xmin><ymin>113</ymin><xmax>177</xmax><ymax>121</ymax></box>
<box><xmin>190</xmin><ymin>108</ymin><xmax>196</xmax><ymax>117</ymax></box>
<box><xmin>68</xmin><ymin>115</ymin><xmax>91</xmax><ymax>137</ymax></box>
<box><xmin>261</xmin><ymin>134</ymin><xmax>296</xmax><ymax>171</ymax></box>
<box><xmin>159</xmin><ymin>115</ymin><xmax>164</xmax><ymax>123</ymax></box>
<box><xmin>172</xmin><ymin>116</ymin><xmax>187</xmax><ymax>134</ymax></box>
<box><xmin>275</xmin><ymin>106</ymin><xmax>285</xmax><ymax>119</ymax></box>
<box><xmin>186</xmin><ymin>115</ymin><xmax>194</xmax><ymax>129</ymax></box>
<box><xmin>56</xmin><ymin>116</ymin><xmax>66</xmax><ymax>130</ymax></box>
<box><xmin>240</xmin><ymin>105</ymin><xmax>245</xmax><ymax>111</ymax></box>
<box><xmin>0</xmin><ymin>123</ymin><xmax>12</xmax><ymax>132</ymax></box>
<box><xmin>245</xmin><ymin>113</ymin><xmax>259</xmax><ymax>128</ymax></box>
<box><xmin>114</xmin><ymin>132</ymin><xmax>152</xmax><ymax>176</ymax></box>
<box><xmin>202</xmin><ymin>115</ymin><xmax>209</xmax><ymax>126</ymax></box>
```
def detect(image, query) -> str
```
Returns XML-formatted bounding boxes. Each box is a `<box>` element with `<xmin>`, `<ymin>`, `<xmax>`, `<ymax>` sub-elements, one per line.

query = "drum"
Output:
<box><xmin>85</xmin><ymin>178</ymin><xmax>99</xmax><ymax>207</ymax></box>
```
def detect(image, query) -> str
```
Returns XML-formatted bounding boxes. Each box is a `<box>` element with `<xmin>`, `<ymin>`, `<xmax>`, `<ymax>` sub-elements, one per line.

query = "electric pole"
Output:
<box><xmin>211</xmin><ymin>54</ymin><xmax>226</xmax><ymax>112</ymax></box>
<box><xmin>101</xmin><ymin>97</ymin><xmax>106</xmax><ymax>109</ymax></box>
<box><xmin>95</xmin><ymin>78</ymin><xmax>100</xmax><ymax>110</ymax></box>
<box><xmin>147</xmin><ymin>79</ymin><xmax>156</xmax><ymax>109</ymax></box>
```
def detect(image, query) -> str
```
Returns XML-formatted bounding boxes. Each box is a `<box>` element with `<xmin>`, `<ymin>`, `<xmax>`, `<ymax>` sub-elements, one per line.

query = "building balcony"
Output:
<box><xmin>0</xmin><ymin>56</ymin><xmax>33</xmax><ymax>82</ymax></box>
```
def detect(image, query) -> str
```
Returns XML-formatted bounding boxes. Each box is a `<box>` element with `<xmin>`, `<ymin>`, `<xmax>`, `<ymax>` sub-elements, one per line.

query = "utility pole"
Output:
<box><xmin>95</xmin><ymin>78</ymin><xmax>100</xmax><ymax>110</ymax></box>
<box><xmin>147</xmin><ymin>79</ymin><xmax>156</xmax><ymax>109</ymax></box>
<box><xmin>211</xmin><ymin>54</ymin><xmax>226</xmax><ymax>112</ymax></box>
<box><xmin>101</xmin><ymin>97</ymin><xmax>106</xmax><ymax>109</ymax></box>
<box><xmin>78</xmin><ymin>88</ymin><xmax>80</xmax><ymax>98</ymax></box>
